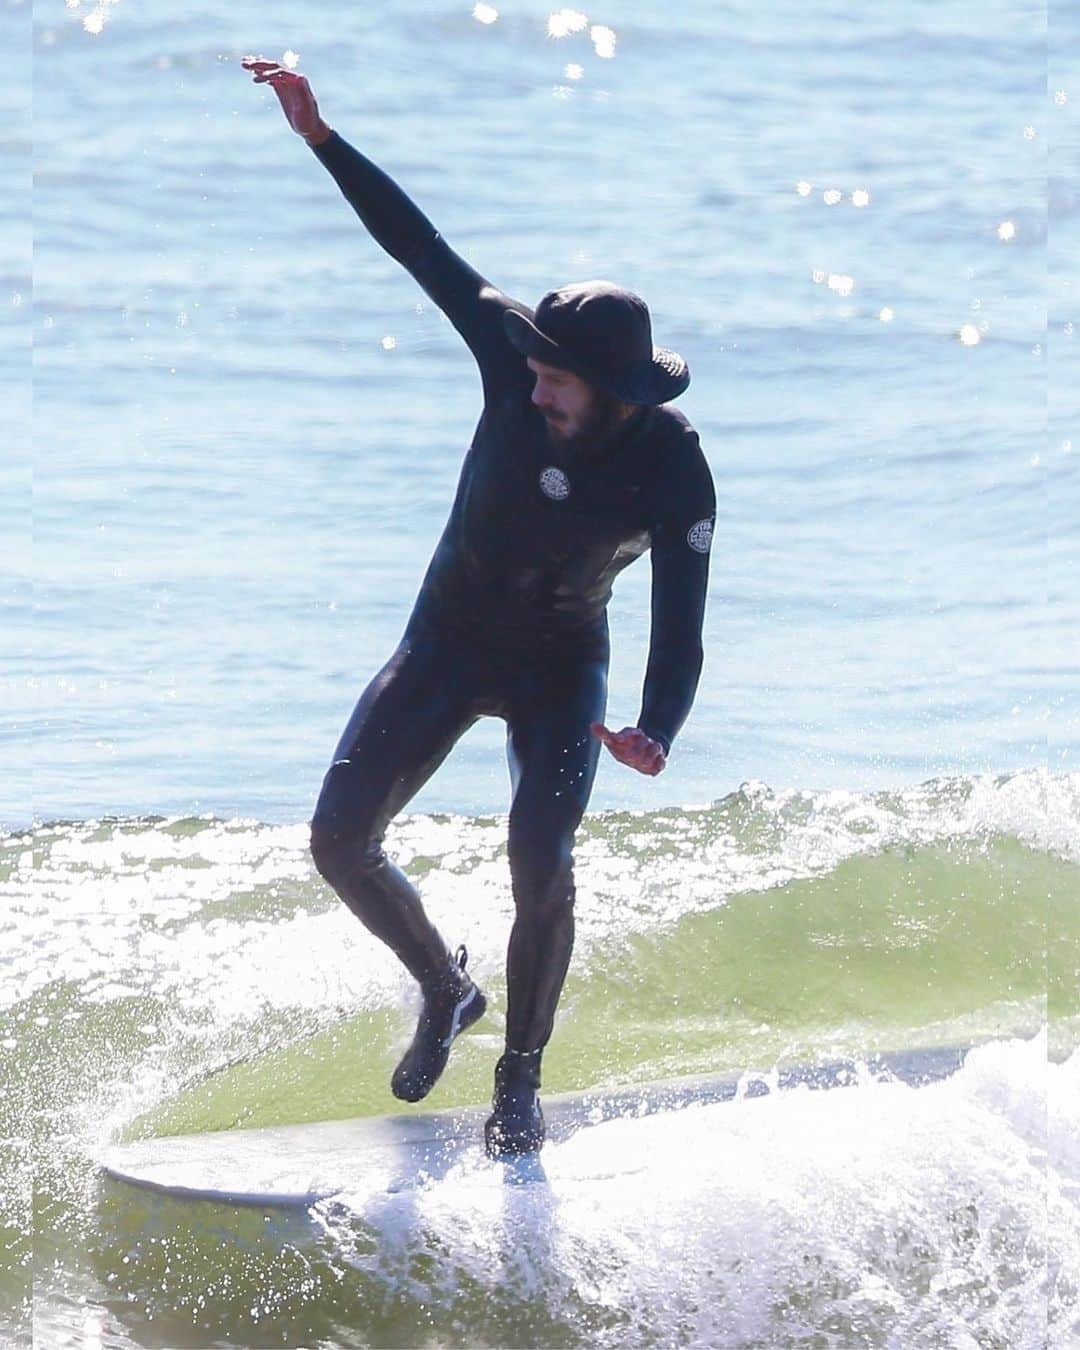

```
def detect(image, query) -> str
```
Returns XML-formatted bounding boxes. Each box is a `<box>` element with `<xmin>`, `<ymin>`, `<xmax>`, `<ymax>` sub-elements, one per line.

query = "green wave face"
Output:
<box><xmin>132</xmin><ymin>834</ymin><xmax>1063</xmax><ymax>1139</ymax></box>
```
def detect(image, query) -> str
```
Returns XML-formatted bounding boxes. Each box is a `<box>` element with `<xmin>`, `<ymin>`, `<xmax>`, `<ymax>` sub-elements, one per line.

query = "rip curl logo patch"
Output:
<box><xmin>539</xmin><ymin>466</ymin><xmax>571</xmax><ymax>501</ymax></box>
<box><xmin>687</xmin><ymin>518</ymin><xmax>714</xmax><ymax>553</ymax></box>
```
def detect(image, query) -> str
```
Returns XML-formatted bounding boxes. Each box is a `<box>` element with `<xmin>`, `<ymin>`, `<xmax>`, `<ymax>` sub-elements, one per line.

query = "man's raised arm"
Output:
<box><xmin>242</xmin><ymin>58</ymin><xmax>516</xmax><ymax>362</ymax></box>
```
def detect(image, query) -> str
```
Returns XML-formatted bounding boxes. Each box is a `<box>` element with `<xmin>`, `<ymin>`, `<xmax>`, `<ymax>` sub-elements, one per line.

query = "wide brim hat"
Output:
<box><xmin>504</xmin><ymin>280</ymin><xmax>690</xmax><ymax>406</ymax></box>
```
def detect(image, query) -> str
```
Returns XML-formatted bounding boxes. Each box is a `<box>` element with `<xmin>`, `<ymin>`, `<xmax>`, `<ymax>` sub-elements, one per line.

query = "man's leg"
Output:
<box><xmin>486</xmin><ymin>654</ymin><xmax>607</xmax><ymax>1154</ymax></box>
<box><xmin>309</xmin><ymin>625</ymin><xmax>488</xmax><ymax>1099</ymax></box>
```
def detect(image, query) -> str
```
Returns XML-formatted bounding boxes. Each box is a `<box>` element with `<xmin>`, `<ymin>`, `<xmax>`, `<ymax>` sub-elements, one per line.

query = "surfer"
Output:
<box><xmin>243</xmin><ymin>58</ymin><xmax>715</xmax><ymax>1157</ymax></box>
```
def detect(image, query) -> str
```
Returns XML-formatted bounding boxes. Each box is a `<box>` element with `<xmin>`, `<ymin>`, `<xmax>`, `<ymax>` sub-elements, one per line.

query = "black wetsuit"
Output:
<box><xmin>307</xmin><ymin>132</ymin><xmax>715</xmax><ymax>1055</ymax></box>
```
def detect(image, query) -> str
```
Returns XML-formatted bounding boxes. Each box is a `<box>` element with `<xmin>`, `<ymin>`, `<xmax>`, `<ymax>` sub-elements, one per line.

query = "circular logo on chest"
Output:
<box><xmin>539</xmin><ymin>466</ymin><xmax>571</xmax><ymax>501</ymax></box>
<box><xmin>687</xmin><ymin>518</ymin><xmax>714</xmax><ymax>553</ymax></box>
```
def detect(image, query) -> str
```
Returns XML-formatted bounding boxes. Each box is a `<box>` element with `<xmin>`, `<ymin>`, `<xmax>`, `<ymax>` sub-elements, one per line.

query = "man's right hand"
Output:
<box><xmin>241</xmin><ymin>57</ymin><xmax>332</xmax><ymax>145</ymax></box>
<box><xmin>591</xmin><ymin>723</ymin><xmax>667</xmax><ymax>777</ymax></box>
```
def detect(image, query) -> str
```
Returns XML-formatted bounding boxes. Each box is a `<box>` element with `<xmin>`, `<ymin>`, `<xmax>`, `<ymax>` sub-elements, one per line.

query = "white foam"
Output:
<box><xmin>321</xmin><ymin>1034</ymin><xmax>1076</xmax><ymax>1347</ymax></box>
<box><xmin>5</xmin><ymin>769</ymin><xmax>1075</xmax><ymax>1039</ymax></box>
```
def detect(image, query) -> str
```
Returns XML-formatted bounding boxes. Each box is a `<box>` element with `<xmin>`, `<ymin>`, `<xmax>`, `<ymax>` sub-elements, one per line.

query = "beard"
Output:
<box><xmin>543</xmin><ymin>389</ymin><xmax>635</xmax><ymax>456</ymax></box>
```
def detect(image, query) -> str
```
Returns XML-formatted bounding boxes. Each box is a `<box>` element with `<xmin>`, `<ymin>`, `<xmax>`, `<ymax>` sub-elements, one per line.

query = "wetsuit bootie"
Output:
<box><xmin>391</xmin><ymin>946</ymin><xmax>486</xmax><ymax>1103</ymax></box>
<box><xmin>484</xmin><ymin>1050</ymin><xmax>545</xmax><ymax>1157</ymax></box>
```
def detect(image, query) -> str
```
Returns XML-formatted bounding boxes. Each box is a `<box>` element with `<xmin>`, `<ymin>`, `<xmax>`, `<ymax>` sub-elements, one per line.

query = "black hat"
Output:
<box><xmin>503</xmin><ymin>280</ymin><xmax>690</xmax><ymax>405</ymax></box>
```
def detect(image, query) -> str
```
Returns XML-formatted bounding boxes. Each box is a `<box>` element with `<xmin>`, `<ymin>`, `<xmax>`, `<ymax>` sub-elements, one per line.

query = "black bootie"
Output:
<box><xmin>484</xmin><ymin>1049</ymin><xmax>545</xmax><ymax>1157</ymax></box>
<box><xmin>391</xmin><ymin>946</ymin><xmax>486</xmax><ymax>1103</ymax></box>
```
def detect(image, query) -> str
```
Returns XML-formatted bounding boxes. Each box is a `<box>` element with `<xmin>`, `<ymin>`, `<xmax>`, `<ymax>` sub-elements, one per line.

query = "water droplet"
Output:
<box><xmin>547</xmin><ymin>8</ymin><xmax>587</xmax><ymax>39</ymax></box>
<box><xmin>590</xmin><ymin>25</ymin><xmax>616</xmax><ymax>58</ymax></box>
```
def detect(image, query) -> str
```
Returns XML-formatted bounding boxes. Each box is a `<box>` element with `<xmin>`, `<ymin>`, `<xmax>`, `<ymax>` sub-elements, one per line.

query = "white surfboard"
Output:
<box><xmin>99</xmin><ymin>1044</ymin><xmax>969</xmax><ymax>1209</ymax></box>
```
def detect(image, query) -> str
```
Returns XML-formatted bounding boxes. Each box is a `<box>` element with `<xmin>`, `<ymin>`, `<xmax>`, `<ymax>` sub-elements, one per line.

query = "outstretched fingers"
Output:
<box><xmin>241</xmin><ymin>56</ymin><xmax>302</xmax><ymax>84</ymax></box>
<box><xmin>241</xmin><ymin>56</ymin><xmax>324</xmax><ymax>140</ymax></box>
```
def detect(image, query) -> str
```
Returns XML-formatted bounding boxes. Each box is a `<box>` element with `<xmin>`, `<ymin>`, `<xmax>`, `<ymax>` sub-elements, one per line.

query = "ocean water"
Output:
<box><xmin>6</xmin><ymin>0</ymin><xmax>1079</xmax><ymax>1345</ymax></box>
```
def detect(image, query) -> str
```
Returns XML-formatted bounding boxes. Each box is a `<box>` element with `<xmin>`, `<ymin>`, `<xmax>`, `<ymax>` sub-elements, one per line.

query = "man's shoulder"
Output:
<box><xmin>479</xmin><ymin>286</ymin><xmax>531</xmax><ymax>323</ymax></box>
<box><xmin>473</xmin><ymin>289</ymin><xmax>534</xmax><ymax>394</ymax></box>
<box><xmin>654</xmin><ymin>403</ymin><xmax>693</xmax><ymax>430</ymax></box>
<box><xmin>643</xmin><ymin>405</ymin><xmax>706</xmax><ymax>473</ymax></box>
<box><xmin>648</xmin><ymin>403</ymin><xmax>699</xmax><ymax>446</ymax></box>
<box><xmin>641</xmin><ymin>404</ymin><xmax>714</xmax><ymax>511</ymax></box>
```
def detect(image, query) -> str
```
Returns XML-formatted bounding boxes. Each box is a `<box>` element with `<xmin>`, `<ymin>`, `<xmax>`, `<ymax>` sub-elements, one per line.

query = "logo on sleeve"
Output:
<box><xmin>687</xmin><ymin>518</ymin><xmax>714</xmax><ymax>553</ymax></box>
<box><xmin>539</xmin><ymin>467</ymin><xmax>571</xmax><ymax>500</ymax></box>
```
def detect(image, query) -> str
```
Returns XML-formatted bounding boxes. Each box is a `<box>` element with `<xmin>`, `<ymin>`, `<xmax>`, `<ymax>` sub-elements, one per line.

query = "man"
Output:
<box><xmin>243</xmin><ymin>57</ymin><xmax>715</xmax><ymax>1157</ymax></box>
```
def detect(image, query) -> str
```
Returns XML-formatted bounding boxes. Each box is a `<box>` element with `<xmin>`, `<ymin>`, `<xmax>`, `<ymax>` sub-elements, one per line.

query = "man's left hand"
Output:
<box><xmin>591</xmin><ymin>723</ymin><xmax>666</xmax><ymax>776</ymax></box>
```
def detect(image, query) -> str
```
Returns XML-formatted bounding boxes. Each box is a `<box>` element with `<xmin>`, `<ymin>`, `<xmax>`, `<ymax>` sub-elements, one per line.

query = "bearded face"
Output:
<box><xmin>527</xmin><ymin>358</ymin><xmax>634</xmax><ymax>455</ymax></box>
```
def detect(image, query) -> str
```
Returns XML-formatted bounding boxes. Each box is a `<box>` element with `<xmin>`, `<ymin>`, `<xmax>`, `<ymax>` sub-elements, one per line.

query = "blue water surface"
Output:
<box><xmin>8</xmin><ymin>0</ymin><xmax>1076</xmax><ymax>825</ymax></box>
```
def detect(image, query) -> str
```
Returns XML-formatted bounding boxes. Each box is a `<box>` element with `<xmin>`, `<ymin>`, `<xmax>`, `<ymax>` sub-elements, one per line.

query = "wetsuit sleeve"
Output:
<box><xmin>311</xmin><ymin>131</ymin><xmax>522</xmax><ymax>379</ymax></box>
<box><xmin>637</xmin><ymin>427</ymin><xmax>716</xmax><ymax>756</ymax></box>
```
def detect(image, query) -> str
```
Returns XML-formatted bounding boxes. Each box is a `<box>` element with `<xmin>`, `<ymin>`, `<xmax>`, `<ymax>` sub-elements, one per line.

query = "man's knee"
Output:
<box><xmin>310</xmin><ymin>759</ymin><xmax>382</xmax><ymax>887</ymax></box>
<box><xmin>309</xmin><ymin>820</ymin><xmax>348</xmax><ymax>885</ymax></box>
<box><xmin>310</xmin><ymin>817</ymin><xmax>388</xmax><ymax>882</ymax></box>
